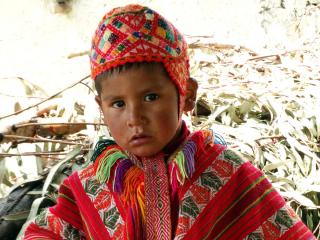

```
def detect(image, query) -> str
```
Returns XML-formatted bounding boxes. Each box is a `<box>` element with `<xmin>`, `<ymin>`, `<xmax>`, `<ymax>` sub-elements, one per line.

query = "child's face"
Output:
<box><xmin>95</xmin><ymin>63</ymin><xmax>181</xmax><ymax>157</ymax></box>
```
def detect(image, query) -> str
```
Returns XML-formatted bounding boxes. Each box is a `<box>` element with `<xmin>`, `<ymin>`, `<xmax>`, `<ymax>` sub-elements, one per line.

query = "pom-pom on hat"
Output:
<box><xmin>90</xmin><ymin>4</ymin><xmax>189</xmax><ymax>96</ymax></box>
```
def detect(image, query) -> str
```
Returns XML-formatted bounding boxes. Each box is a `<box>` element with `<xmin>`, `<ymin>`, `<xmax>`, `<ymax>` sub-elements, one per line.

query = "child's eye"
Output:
<box><xmin>144</xmin><ymin>93</ymin><xmax>159</xmax><ymax>102</ymax></box>
<box><xmin>112</xmin><ymin>100</ymin><xmax>125</xmax><ymax>108</ymax></box>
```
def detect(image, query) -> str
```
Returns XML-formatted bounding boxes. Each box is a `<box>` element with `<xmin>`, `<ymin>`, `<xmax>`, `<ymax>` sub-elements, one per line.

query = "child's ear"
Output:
<box><xmin>95</xmin><ymin>95</ymin><xmax>102</xmax><ymax>108</ymax></box>
<box><xmin>183</xmin><ymin>77</ymin><xmax>198</xmax><ymax>112</ymax></box>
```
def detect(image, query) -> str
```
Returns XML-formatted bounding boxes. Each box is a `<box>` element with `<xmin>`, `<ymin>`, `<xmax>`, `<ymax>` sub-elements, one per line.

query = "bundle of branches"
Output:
<box><xmin>0</xmin><ymin>84</ymin><xmax>99</xmax><ymax>239</ymax></box>
<box><xmin>188</xmin><ymin>37</ymin><xmax>320</xmax><ymax>236</ymax></box>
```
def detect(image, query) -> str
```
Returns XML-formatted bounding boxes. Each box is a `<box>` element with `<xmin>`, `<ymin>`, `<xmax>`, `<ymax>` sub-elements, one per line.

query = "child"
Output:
<box><xmin>23</xmin><ymin>4</ymin><xmax>316</xmax><ymax>240</ymax></box>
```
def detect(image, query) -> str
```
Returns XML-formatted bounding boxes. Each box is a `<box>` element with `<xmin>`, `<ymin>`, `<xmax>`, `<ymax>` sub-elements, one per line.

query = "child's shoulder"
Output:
<box><xmin>207</xmin><ymin>130</ymin><xmax>248</xmax><ymax>167</ymax></box>
<box><xmin>188</xmin><ymin>129</ymin><xmax>248</xmax><ymax>179</ymax></box>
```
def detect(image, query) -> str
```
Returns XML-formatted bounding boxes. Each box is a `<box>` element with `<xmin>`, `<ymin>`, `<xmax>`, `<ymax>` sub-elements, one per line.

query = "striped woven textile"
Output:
<box><xmin>22</xmin><ymin>129</ymin><xmax>316</xmax><ymax>240</ymax></box>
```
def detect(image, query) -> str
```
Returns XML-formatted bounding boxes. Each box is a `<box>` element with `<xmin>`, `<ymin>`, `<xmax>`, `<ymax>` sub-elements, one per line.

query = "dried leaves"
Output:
<box><xmin>190</xmin><ymin>37</ymin><xmax>320</xmax><ymax>235</ymax></box>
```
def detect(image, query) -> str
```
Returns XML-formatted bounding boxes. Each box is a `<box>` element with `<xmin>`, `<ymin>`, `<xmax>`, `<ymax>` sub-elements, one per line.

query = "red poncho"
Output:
<box><xmin>23</xmin><ymin>125</ymin><xmax>315</xmax><ymax>239</ymax></box>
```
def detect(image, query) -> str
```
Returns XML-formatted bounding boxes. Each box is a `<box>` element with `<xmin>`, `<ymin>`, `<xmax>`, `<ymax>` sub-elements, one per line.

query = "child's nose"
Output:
<box><xmin>126</xmin><ymin>105</ymin><xmax>146</xmax><ymax>127</ymax></box>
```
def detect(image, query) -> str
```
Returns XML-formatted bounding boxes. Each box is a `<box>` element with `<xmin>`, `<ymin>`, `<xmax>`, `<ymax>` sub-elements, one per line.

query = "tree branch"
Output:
<box><xmin>2</xmin><ymin>135</ymin><xmax>86</xmax><ymax>146</ymax></box>
<box><xmin>0</xmin><ymin>75</ymin><xmax>90</xmax><ymax>120</ymax></box>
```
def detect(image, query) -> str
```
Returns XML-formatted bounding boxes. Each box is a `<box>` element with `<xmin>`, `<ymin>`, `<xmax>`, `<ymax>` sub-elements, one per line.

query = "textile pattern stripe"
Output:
<box><xmin>142</xmin><ymin>154</ymin><xmax>172</xmax><ymax>240</ymax></box>
<box><xmin>68</xmin><ymin>172</ymin><xmax>112</xmax><ymax>240</ymax></box>
<box><xmin>175</xmin><ymin>147</ymin><xmax>241</xmax><ymax>238</ymax></box>
<box><xmin>79</xmin><ymin>164</ymin><xmax>126</xmax><ymax>239</ymax></box>
<box><xmin>181</xmin><ymin>162</ymin><xmax>286</xmax><ymax>240</ymax></box>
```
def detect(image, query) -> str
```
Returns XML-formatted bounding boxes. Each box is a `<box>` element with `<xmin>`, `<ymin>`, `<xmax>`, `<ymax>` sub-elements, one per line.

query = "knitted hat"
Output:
<box><xmin>90</xmin><ymin>4</ymin><xmax>189</xmax><ymax>96</ymax></box>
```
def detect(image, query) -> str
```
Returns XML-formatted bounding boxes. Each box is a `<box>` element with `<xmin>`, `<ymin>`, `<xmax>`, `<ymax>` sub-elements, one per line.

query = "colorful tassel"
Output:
<box><xmin>113</xmin><ymin>159</ymin><xmax>133</xmax><ymax>193</ymax></box>
<box><xmin>121</xmin><ymin>167</ymin><xmax>145</xmax><ymax>222</ymax></box>
<box><xmin>174</xmin><ymin>151</ymin><xmax>187</xmax><ymax>181</ymax></box>
<box><xmin>90</xmin><ymin>139</ymin><xmax>115</xmax><ymax>162</ymax></box>
<box><xmin>169</xmin><ymin>164</ymin><xmax>181</xmax><ymax>192</ymax></box>
<box><xmin>171</xmin><ymin>138</ymin><xmax>197</xmax><ymax>185</ymax></box>
<box><xmin>182</xmin><ymin>140</ymin><xmax>196</xmax><ymax>177</ymax></box>
<box><xmin>92</xmin><ymin>129</ymin><xmax>215</xmax><ymax>194</ymax></box>
<box><xmin>212</xmin><ymin>130</ymin><xmax>227</xmax><ymax>146</ymax></box>
<box><xmin>96</xmin><ymin>148</ymin><xmax>127</xmax><ymax>183</ymax></box>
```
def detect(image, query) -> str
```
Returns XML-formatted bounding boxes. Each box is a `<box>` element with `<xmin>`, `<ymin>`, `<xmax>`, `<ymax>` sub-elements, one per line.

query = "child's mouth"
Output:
<box><xmin>130</xmin><ymin>134</ymin><xmax>151</xmax><ymax>146</ymax></box>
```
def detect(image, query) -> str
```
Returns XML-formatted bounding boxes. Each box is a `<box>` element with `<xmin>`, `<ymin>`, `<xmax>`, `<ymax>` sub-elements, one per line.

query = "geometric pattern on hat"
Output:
<box><xmin>90</xmin><ymin>4</ymin><xmax>189</xmax><ymax>95</ymax></box>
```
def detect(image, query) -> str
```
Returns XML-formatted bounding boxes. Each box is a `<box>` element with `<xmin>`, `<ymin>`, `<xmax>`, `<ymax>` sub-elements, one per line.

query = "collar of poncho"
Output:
<box><xmin>90</xmin><ymin>128</ymin><xmax>213</xmax><ymax>189</ymax></box>
<box><xmin>90</xmin><ymin>125</ymin><xmax>213</xmax><ymax>239</ymax></box>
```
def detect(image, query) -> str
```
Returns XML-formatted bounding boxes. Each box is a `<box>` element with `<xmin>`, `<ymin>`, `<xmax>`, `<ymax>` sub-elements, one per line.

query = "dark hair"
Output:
<box><xmin>94</xmin><ymin>61</ymin><xmax>171</xmax><ymax>96</ymax></box>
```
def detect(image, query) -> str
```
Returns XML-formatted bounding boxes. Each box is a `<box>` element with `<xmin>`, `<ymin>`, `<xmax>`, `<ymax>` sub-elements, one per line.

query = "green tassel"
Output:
<box><xmin>175</xmin><ymin>151</ymin><xmax>187</xmax><ymax>180</ymax></box>
<box><xmin>96</xmin><ymin>150</ymin><xmax>127</xmax><ymax>183</ymax></box>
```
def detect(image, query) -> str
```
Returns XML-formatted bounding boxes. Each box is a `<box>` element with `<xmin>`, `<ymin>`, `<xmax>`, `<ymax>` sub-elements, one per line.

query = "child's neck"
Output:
<box><xmin>162</xmin><ymin>121</ymin><xmax>190</xmax><ymax>157</ymax></box>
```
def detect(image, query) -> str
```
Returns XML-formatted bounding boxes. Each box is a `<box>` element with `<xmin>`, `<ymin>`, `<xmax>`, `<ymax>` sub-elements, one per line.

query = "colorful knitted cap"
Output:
<box><xmin>90</xmin><ymin>4</ymin><xmax>189</xmax><ymax>95</ymax></box>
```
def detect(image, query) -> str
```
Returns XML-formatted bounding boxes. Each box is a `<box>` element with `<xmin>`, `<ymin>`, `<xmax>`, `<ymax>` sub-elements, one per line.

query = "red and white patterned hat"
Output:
<box><xmin>90</xmin><ymin>4</ymin><xmax>189</xmax><ymax>96</ymax></box>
